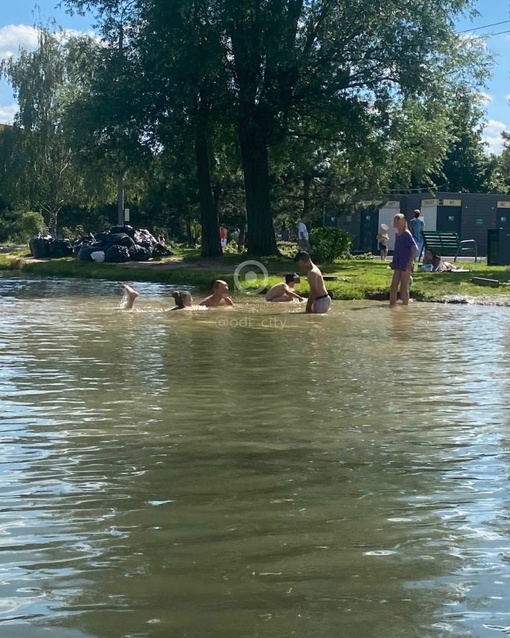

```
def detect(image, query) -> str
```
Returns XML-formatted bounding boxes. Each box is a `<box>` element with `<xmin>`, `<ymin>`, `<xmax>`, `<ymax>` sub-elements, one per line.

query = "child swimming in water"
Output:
<box><xmin>170</xmin><ymin>290</ymin><xmax>193</xmax><ymax>310</ymax></box>
<box><xmin>265</xmin><ymin>273</ymin><xmax>304</xmax><ymax>302</ymax></box>
<box><xmin>122</xmin><ymin>284</ymin><xmax>193</xmax><ymax>310</ymax></box>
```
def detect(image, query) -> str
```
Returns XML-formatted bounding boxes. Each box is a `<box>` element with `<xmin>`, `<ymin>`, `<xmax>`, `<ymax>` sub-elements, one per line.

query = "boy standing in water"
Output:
<box><xmin>389</xmin><ymin>213</ymin><xmax>417</xmax><ymax>306</ymax></box>
<box><xmin>293</xmin><ymin>251</ymin><xmax>331</xmax><ymax>314</ymax></box>
<box><xmin>198</xmin><ymin>280</ymin><xmax>235</xmax><ymax>307</ymax></box>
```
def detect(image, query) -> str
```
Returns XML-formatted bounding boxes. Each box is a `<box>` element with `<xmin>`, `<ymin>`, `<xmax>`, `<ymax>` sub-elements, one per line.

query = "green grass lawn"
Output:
<box><xmin>1</xmin><ymin>249</ymin><xmax>510</xmax><ymax>302</ymax></box>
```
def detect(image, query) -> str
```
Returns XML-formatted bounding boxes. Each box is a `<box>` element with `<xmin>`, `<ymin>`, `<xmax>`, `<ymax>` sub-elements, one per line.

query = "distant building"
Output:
<box><xmin>336</xmin><ymin>192</ymin><xmax>510</xmax><ymax>256</ymax></box>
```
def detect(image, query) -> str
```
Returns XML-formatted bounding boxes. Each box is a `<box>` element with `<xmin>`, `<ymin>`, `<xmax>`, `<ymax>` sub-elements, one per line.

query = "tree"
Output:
<box><xmin>63</xmin><ymin>0</ymin><xmax>490</xmax><ymax>255</ymax></box>
<box><xmin>1</xmin><ymin>28</ymin><xmax>93</xmax><ymax>234</ymax></box>
<box><xmin>65</xmin><ymin>0</ymin><xmax>228</xmax><ymax>256</ymax></box>
<box><xmin>220</xmin><ymin>0</ymin><xmax>489</xmax><ymax>253</ymax></box>
<box><xmin>135</xmin><ymin>0</ymin><xmax>228</xmax><ymax>257</ymax></box>
<box><xmin>429</xmin><ymin>87</ymin><xmax>492</xmax><ymax>192</ymax></box>
<box><xmin>61</xmin><ymin>15</ymin><xmax>154</xmax><ymax>225</ymax></box>
<box><xmin>494</xmin><ymin>133</ymin><xmax>510</xmax><ymax>193</ymax></box>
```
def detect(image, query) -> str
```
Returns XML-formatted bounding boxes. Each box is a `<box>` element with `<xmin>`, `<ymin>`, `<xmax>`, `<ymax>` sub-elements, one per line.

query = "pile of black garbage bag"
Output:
<box><xmin>30</xmin><ymin>225</ymin><xmax>172</xmax><ymax>263</ymax></box>
<box><xmin>29</xmin><ymin>235</ymin><xmax>74</xmax><ymax>259</ymax></box>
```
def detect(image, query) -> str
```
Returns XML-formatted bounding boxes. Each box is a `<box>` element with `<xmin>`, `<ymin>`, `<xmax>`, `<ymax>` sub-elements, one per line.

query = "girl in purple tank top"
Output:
<box><xmin>389</xmin><ymin>213</ymin><xmax>417</xmax><ymax>306</ymax></box>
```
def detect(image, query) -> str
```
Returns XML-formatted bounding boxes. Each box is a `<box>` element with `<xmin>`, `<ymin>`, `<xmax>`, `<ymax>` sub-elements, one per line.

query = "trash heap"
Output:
<box><xmin>30</xmin><ymin>225</ymin><xmax>172</xmax><ymax>263</ymax></box>
<box><xmin>29</xmin><ymin>235</ymin><xmax>74</xmax><ymax>259</ymax></box>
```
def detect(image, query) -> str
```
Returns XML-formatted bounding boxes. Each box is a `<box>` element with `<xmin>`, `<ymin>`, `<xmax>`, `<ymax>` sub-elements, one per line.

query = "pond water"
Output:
<box><xmin>1</xmin><ymin>275</ymin><xmax>510</xmax><ymax>638</ymax></box>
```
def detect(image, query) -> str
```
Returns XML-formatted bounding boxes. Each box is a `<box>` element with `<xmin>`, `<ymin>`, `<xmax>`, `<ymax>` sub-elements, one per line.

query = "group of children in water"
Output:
<box><xmin>123</xmin><ymin>211</ymin><xmax>446</xmax><ymax>314</ymax></box>
<box><xmin>122</xmin><ymin>250</ymin><xmax>332</xmax><ymax>314</ymax></box>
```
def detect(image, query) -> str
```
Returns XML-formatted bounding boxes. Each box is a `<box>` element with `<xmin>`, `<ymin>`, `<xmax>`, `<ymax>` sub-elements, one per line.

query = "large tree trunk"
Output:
<box><xmin>239</xmin><ymin>126</ymin><xmax>278</xmax><ymax>256</ymax></box>
<box><xmin>195</xmin><ymin>118</ymin><xmax>222</xmax><ymax>258</ymax></box>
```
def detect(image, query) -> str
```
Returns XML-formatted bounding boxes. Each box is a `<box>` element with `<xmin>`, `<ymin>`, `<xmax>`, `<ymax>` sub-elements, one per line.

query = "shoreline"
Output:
<box><xmin>1</xmin><ymin>252</ymin><xmax>510</xmax><ymax>305</ymax></box>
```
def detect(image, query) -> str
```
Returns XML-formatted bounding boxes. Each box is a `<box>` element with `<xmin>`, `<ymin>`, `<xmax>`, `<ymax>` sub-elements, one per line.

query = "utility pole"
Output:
<box><xmin>117</xmin><ymin>171</ymin><xmax>125</xmax><ymax>226</ymax></box>
<box><xmin>116</xmin><ymin>15</ymin><xmax>126</xmax><ymax>227</ymax></box>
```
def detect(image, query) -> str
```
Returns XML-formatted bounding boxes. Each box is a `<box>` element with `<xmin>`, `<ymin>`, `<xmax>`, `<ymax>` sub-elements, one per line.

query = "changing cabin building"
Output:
<box><xmin>334</xmin><ymin>192</ymin><xmax>510</xmax><ymax>256</ymax></box>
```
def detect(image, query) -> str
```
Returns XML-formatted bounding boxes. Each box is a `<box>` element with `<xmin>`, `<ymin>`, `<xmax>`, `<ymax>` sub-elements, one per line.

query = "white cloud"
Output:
<box><xmin>483</xmin><ymin>119</ymin><xmax>508</xmax><ymax>155</ymax></box>
<box><xmin>0</xmin><ymin>24</ymin><xmax>38</xmax><ymax>60</ymax></box>
<box><xmin>0</xmin><ymin>24</ymin><xmax>97</xmax><ymax>62</ymax></box>
<box><xmin>0</xmin><ymin>103</ymin><xmax>18</xmax><ymax>125</ymax></box>
<box><xmin>478</xmin><ymin>91</ymin><xmax>493</xmax><ymax>105</ymax></box>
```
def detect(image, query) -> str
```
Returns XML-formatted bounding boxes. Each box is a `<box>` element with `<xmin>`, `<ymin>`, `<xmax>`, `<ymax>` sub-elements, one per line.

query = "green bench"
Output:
<box><xmin>421</xmin><ymin>231</ymin><xmax>477</xmax><ymax>262</ymax></box>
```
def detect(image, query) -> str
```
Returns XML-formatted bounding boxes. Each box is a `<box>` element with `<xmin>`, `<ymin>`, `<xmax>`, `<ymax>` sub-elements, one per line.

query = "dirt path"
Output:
<box><xmin>116</xmin><ymin>256</ymin><xmax>237</xmax><ymax>271</ymax></box>
<box><xmin>15</xmin><ymin>254</ymin><xmax>241</xmax><ymax>273</ymax></box>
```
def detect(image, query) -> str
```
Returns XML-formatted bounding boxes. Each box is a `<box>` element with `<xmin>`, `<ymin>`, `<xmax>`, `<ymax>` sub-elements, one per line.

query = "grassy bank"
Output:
<box><xmin>1</xmin><ymin>250</ymin><xmax>510</xmax><ymax>302</ymax></box>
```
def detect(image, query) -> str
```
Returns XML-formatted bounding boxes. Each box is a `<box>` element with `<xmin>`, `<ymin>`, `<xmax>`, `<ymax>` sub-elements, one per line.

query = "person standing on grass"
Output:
<box><xmin>389</xmin><ymin>213</ymin><xmax>417</xmax><ymax>306</ymax></box>
<box><xmin>376</xmin><ymin>223</ymin><xmax>389</xmax><ymax>261</ymax></box>
<box><xmin>297</xmin><ymin>214</ymin><xmax>310</xmax><ymax>252</ymax></box>
<box><xmin>220</xmin><ymin>225</ymin><xmax>228</xmax><ymax>250</ymax></box>
<box><xmin>409</xmin><ymin>209</ymin><xmax>425</xmax><ymax>261</ymax></box>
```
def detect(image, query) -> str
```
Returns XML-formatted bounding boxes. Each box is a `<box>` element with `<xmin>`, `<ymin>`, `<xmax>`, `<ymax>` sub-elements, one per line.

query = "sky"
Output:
<box><xmin>0</xmin><ymin>0</ymin><xmax>509</xmax><ymax>153</ymax></box>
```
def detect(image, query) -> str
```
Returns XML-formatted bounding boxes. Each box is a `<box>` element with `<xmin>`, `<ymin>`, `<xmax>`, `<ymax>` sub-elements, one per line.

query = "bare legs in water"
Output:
<box><xmin>122</xmin><ymin>284</ymin><xmax>139</xmax><ymax>310</ymax></box>
<box><xmin>121</xmin><ymin>285</ymin><xmax>193</xmax><ymax>311</ymax></box>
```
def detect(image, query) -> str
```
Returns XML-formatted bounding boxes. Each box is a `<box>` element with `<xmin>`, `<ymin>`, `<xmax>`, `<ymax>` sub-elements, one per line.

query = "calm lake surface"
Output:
<box><xmin>1</xmin><ymin>275</ymin><xmax>510</xmax><ymax>638</ymax></box>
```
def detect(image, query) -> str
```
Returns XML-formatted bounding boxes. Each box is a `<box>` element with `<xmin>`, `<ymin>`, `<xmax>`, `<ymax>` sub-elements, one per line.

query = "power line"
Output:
<box><xmin>457</xmin><ymin>19</ymin><xmax>510</xmax><ymax>34</ymax></box>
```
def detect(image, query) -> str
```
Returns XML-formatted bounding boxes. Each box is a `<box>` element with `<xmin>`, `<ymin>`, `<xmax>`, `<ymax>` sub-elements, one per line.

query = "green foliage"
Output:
<box><xmin>59</xmin><ymin>225</ymin><xmax>83</xmax><ymax>240</ymax></box>
<box><xmin>0</xmin><ymin>29</ymin><xmax>97</xmax><ymax>233</ymax></box>
<box><xmin>0</xmin><ymin>1</ymin><xmax>494</xmax><ymax>254</ymax></box>
<box><xmin>426</xmin><ymin>88</ymin><xmax>493</xmax><ymax>192</ymax></box>
<box><xmin>20</xmin><ymin>211</ymin><xmax>47</xmax><ymax>237</ymax></box>
<box><xmin>310</xmin><ymin>228</ymin><xmax>351</xmax><ymax>263</ymax></box>
<box><xmin>342</xmin><ymin>252</ymin><xmax>375</xmax><ymax>261</ymax></box>
<box><xmin>222</xmin><ymin>242</ymin><xmax>242</xmax><ymax>254</ymax></box>
<box><xmin>276</xmin><ymin>241</ymin><xmax>299</xmax><ymax>259</ymax></box>
<box><xmin>493</xmin><ymin>133</ymin><xmax>510</xmax><ymax>193</ymax></box>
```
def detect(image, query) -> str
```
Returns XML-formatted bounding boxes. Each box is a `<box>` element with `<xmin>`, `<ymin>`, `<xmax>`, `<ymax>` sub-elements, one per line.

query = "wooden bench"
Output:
<box><xmin>421</xmin><ymin>231</ymin><xmax>477</xmax><ymax>262</ymax></box>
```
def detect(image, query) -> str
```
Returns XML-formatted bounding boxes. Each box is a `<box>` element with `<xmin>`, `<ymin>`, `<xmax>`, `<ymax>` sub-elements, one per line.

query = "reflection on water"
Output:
<box><xmin>1</xmin><ymin>275</ymin><xmax>510</xmax><ymax>637</ymax></box>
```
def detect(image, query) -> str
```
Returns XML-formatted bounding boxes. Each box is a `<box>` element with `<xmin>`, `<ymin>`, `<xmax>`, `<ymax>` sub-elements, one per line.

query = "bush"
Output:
<box><xmin>309</xmin><ymin>227</ymin><xmax>351</xmax><ymax>262</ymax></box>
<box><xmin>20</xmin><ymin>211</ymin><xmax>47</xmax><ymax>239</ymax></box>
<box><xmin>277</xmin><ymin>240</ymin><xmax>299</xmax><ymax>258</ymax></box>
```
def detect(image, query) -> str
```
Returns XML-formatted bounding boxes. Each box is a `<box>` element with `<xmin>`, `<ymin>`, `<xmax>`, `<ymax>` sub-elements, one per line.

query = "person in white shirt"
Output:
<box><xmin>297</xmin><ymin>214</ymin><xmax>310</xmax><ymax>251</ymax></box>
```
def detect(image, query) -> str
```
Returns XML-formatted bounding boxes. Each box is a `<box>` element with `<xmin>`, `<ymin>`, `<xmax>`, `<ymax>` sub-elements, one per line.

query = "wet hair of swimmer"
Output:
<box><xmin>172</xmin><ymin>290</ymin><xmax>192</xmax><ymax>309</ymax></box>
<box><xmin>285</xmin><ymin>273</ymin><xmax>300</xmax><ymax>284</ymax></box>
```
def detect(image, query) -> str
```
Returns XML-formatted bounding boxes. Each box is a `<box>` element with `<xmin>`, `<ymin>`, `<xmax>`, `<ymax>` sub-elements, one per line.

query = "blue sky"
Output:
<box><xmin>0</xmin><ymin>0</ymin><xmax>509</xmax><ymax>152</ymax></box>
